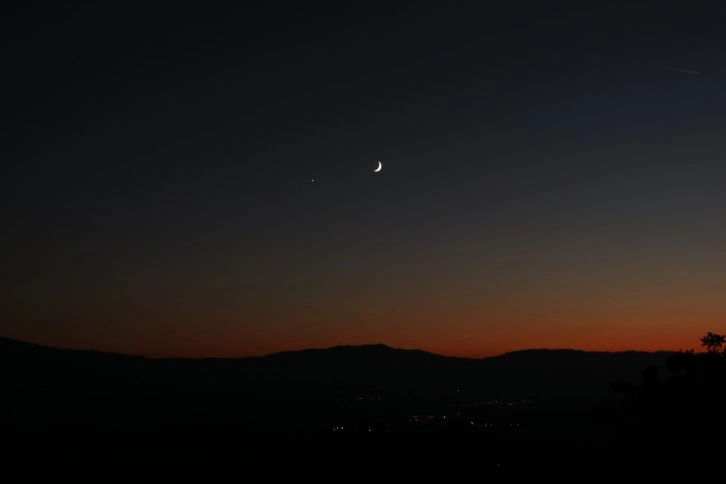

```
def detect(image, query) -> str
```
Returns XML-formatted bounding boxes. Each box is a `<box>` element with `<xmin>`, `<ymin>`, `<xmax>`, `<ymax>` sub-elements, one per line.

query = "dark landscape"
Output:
<box><xmin>5</xmin><ymin>335</ymin><xmax>716</xmax><ymax>480</ymax></box>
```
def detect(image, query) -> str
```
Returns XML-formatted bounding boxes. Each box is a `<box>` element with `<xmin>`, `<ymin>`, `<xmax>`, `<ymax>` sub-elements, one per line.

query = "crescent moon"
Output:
<box><xmin>374</xmin><ymin>160</ymin><xmax>382</xmax><ymax>172</ymax></box>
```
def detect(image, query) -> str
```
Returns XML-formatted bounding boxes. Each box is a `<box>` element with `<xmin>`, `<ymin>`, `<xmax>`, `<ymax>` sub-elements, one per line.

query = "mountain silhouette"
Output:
<box><xmin>0</xmin><ymin>336</ymin><xmax>674</xmax><ymax>480</ymax></box>
<box><xmin>0</xmin><ymin>336</ymin><xmax>670</xmax><ymax>395</ymax></box>
<box><xmin>1</xmin><ymin>336</ymin><xmax>670</xmax><ymax>424</ymax></box>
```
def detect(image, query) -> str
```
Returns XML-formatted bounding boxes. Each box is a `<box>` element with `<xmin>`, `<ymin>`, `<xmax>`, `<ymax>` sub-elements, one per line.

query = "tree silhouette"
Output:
<box><xmin>610</xmin><ymin>331</ymin><xmax>726</xmax><ymax>479</ymax></box>
<box><xmin>700</xmin><ymin>332</ymin><xmax>725</xmax><ymax>353</ymax></box>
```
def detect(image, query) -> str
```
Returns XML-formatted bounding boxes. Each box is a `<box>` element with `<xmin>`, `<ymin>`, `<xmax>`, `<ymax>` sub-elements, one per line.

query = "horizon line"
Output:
<box><xmin>0</xmin><ymin>335</ymin><xmax>690</xmax><ymax>361</ymax></box>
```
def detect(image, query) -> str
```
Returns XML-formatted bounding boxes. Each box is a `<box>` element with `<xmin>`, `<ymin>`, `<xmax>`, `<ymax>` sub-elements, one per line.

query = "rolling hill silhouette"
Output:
<box><xmin>1</xmin><ymin>337</ymin><xmax>669</xmax><ymax>390</ymax></box>
<box><xmin>1</xmin><ymin>336</ymin><xmax>670</xmax><ymax>426</ymax></box>
<box><xmin>1</xmin><ymin>336</ymin><xmax>671</xmax><ymax>390</ymax></box>
<box><xmin>0</xmin><ymin>336</ymin><xmax>674</xmax><ymax>480</ymax></box>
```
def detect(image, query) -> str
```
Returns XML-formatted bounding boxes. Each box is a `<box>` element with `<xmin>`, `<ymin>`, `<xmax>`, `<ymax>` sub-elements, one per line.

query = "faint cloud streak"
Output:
<box><xmin>671</xmin><ymin>67</ymin><xmax>701</xmax><ymax>76</ymax></box>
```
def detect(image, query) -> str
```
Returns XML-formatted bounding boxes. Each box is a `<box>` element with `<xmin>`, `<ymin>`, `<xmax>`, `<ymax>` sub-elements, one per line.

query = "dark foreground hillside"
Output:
<box><xmin>0</xmin><ymin>336</ymin><xmax>679</xmax><ymax>481</ymax></box>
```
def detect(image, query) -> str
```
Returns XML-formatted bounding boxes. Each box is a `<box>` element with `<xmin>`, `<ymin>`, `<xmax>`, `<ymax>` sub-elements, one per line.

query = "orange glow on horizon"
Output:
<box><xmin>5</xmin><ymin>312</ymin><xmax>719</xmax><ymax>360</ymax></box>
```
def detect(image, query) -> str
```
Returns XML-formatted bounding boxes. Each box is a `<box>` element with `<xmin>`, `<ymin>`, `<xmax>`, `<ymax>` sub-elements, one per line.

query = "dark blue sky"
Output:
<box><xmin>3</xmin><ymin>1</ymin><xmax>725</xmax><ymax>356</ymax></box>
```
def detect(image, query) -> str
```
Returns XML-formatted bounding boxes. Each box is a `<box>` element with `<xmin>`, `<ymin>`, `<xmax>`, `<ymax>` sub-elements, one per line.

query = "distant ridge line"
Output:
<box><xmin>0</xmin><ymin>335</ymin><xmax>675</xmax><ymax>361</ymax></box>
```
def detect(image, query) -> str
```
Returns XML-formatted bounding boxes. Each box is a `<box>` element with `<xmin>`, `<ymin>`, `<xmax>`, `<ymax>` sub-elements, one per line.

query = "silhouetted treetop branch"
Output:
<box><xmin>700</xmin><ymin>332</ymin><xmax>725</xmax><ymax>354</ymax></box>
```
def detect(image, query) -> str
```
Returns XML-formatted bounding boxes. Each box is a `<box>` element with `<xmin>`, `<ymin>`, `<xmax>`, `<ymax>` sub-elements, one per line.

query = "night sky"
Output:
<box><xmin>3</xmin><ymin>2</ymin><xmax>725</xmax><ymax>358</ymax></box>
